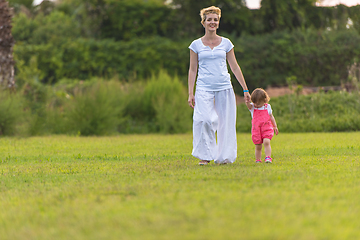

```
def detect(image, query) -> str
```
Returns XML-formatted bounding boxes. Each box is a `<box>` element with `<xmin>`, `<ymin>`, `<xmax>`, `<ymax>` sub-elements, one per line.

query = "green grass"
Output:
<box><xmin>1</xmin><ymin>133</ymin><xmax>360</xmax><ymax>240</ymax></box>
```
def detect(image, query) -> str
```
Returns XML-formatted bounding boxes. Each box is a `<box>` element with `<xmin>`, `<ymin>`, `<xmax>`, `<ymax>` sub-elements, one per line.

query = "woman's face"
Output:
<box><xmin>203</xmin><ymin>13</ymin><xmax>219</xmax><ymax>31</ymax></box>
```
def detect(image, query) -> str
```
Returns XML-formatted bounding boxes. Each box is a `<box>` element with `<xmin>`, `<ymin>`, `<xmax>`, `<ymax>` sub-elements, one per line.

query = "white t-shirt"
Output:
<box><xmin>189</xmin><ymin>37</ymin><xmax>234</xmax><ymax>91</ymax></box>
<box><xmin>249</xmin><ymin>103</ymin><xmax>273</xmax><ymax>118</ymax></box>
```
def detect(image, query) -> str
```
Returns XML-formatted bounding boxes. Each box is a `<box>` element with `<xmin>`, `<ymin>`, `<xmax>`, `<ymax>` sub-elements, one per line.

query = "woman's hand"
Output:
<box><xmin>188</xmin><ymin>94</ymin><xmax>195</xmax><ymax>108</ymax></box>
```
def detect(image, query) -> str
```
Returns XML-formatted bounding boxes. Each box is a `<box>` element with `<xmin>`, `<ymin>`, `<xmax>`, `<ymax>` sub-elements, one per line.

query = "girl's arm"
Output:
<box><xmin>188</xmin><ymin>50</ymin><xmax>198</xmax><ymax>108</ymax></box>
<box><xmin>245</xmin><ymin>101</ymin><xmax>252</xmax><ymax>111</ymax></box>
<box><xmin>226</xmin><ymin>49</ymin><xmax>250</xmax><ymax>103</ymax></box>
<box><xmin>270</xmin><ymin>114</ymin><xmax>279</xmax><ymax>135</ymax></box>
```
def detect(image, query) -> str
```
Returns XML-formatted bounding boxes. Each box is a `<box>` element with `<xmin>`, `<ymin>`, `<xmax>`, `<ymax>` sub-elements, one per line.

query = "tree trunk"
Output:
<box><xmin>0</xmin><ymin>0</ymin><xmax>15</xmax><ymax>89</ymax></box>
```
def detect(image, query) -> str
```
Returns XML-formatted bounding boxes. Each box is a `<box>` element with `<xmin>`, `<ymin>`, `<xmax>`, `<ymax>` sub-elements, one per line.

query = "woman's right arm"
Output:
<box><xmin>188</xmin><ymin>50</ymin><xmax>198</xmax><ymax>108</ymax></box>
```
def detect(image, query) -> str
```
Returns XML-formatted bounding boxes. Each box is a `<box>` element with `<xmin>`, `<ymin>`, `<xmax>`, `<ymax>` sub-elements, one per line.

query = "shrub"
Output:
<box><xmin>119</xmin><ymin>81</ymin><xmax>150</xmax><ymax>133</ymax></box>
<box><xmin>13</xmin><ymin>37</ymin><xmax>189</xmax><ymax>84</ymax></box>
<box><xmin>233</xmin><ymin>29</ymin><xmax>360</xmax><ymax>93</ymax></box>
<box><xmin>19</xmin><ymin>73</ymin><xmax>49</xmax><ymax>136</ymax></box>
<box><xmin>122</xmin><ymin>71</ymin><xmax>192</xmax><ymax>134</ymax></box>
<box><xmin>143</xmin><ymin>71</ymin><xmax>192</xmax><ymax>133</ymax></box>
<box><xmin>0</xmin><ymin>91</ymin><xmax>25</xmax><ymax>136</ymax></box>
<box><xmin>237</xmin><ymin>91</ymin><xmax>360</xmax><ymax>133</ymax></box>
<box><xmin>65</xmin><ymin>80</ymin><xmax>125</xmax><ymax>136</ymax></box>
<box><xmin>236</xmin><ymin>103</ymin><xmax>252</xmax><ymax>133</ymax></box>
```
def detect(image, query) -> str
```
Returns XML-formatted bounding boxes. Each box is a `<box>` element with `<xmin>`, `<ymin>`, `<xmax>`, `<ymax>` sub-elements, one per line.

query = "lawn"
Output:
<box><xmin>1</xmin><ymin>133</ymin><xmax>360</xmax><ymax>240</ymax></box>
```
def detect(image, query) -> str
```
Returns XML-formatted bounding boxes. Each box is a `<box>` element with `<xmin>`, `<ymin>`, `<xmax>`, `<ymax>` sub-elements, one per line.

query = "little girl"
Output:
<box><xmin>245</xmin><ymin>88</ymin><xmax>279</xmax><ymax>163</ymax></box>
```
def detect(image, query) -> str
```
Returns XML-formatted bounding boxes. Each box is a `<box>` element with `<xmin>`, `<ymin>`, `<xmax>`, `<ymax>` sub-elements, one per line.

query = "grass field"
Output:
<box><xmin>1</xmin><ymin>133</ymin><xmax>360</xmax><ymax>240</ymax></box>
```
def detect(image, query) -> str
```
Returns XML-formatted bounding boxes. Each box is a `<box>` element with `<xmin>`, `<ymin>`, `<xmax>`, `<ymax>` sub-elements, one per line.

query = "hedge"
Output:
<box><xmin>14</xmin><ymin>29</ymin><xmax>360</xmax><ymax>94</ymax></box>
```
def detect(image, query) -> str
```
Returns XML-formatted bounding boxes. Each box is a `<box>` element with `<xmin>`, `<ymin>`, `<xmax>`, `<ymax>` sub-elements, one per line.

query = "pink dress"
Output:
<box><xmin>251</xmin><ymin>104</ymin><xmax>274</xmax><ymax>144</ymax></box>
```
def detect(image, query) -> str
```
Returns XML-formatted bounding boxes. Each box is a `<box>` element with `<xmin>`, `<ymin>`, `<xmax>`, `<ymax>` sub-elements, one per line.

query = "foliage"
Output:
<box><xmin>237</xmin><ymin>90</ymin><xmax>360</xmax><ymax>133</ymax></box>
<box><xmin>19</xmin><ymin>70</ymin><xmax>49</xmax><ymax>136</ymax></box>
<box><xmin>15</xmin><ymin>55</ymin><xmax>44</xmax><ymax>88</ymax></box>
<box><xmin>13</xmin><ymin>28</ymin><xmax>360</xmax><ymax>90</ymax></box>
<box><xmin>63</xmin><ymin>80</ymin><xmax>125</xmax><ymax>136</ymax></box>
<box><xmin>51</xmin><ymin>0</ymin><xmax>360</xmax><ymax>39</ymax></box>
<box><xmin>233</xmin><ymin>28</ymin><xmax>360</xmax><ymax>92</ymax></box>
<box><xmin>4</xmin><ymin>76</ymin><xmax>360</xmax><ymax>135</ymax></box>
<box><xmin>10</xmin><ymin>1</ymin><xmax>360</xmax><ymax>89</ymax></box>
<box><xmin>12</xmin><ymin>11</ymin><xmax>81</xmax><ymax>45</ymax></box>
<box><xmin>259</xmin><ymin>0</ymin><xmax>318</xmax><ymax>32</ymax></box>
<box><xmin>0</xmin><ymin>90</ymin><xmax>24</xmax><ymax>136</ymax></box>
<box><xmin>99</xmin><ymin>0</ymin><xmax>176</xmax><ymax>41</ymax></box>
<box><xmin>142</xmin><ymin>70</ymin><xmax>192</xmax><ymax>133</ymax></box>
<box><xmin>1</xmin><ymin>72</ymin><xmax>191</xmax><ymax>135</ymax></box>
<box><xmin>11</xmin><ymin>13</ymin><xmax>37</xmax><ymax>46</ymax></box>
<box><xmin>7</xmin><ymin>1</ymin><xmax>360</xmax><ymax>136</ymax></box>
<box><xmin>13</xmin><ymin>36</ymin><xmax>189</xmax><ymax>83</ymax></box>
<box><xmin>54</xmin><ymin>0</ymin><xmax>171</xmax><ymax>40</ymax></box>
<box><xmin>168</xmin><ymin>0</ymin><xmax>255</xmax><ymax>37</ymax></box>
<box><xmin>122</xmin><ymin>71</ymin><xmax>192</xmax><ymax>133</ymax></box>
<box><xmin>10</xmin><ymin>0</ymin><xmax>360</xmax><ymax>42</ymax></box>
<box><xmin>7</xmin><ymin>0</ymin><xmax>33</xmax><ymax>12</ymax></box>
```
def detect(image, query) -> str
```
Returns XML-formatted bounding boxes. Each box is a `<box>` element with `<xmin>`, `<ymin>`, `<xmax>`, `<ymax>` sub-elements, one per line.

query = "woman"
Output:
<box><xmin>188</xmin><ymin>6</ymin><xmax>251</xmax><ymax>165</ymax></box>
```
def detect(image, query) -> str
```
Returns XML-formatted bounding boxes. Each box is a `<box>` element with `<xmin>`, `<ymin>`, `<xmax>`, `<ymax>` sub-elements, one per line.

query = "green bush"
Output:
<box><xmin>10</xmin><ymin>1</ymin><xmax>360</xmax><ymax>91</ymax></box>
<box><xmin>0</xmin><ymin>91</ymin><xmax>25</xmax><ymax>136</ymax></box>
<box><xmin>143</xmin><ymin>71</ymin><xmax>192</xmax><ymax>133</ymax></box>
<box><xmin>237</xmin><ymin>91</ymin><xmax>360</xmax><ymax>133</ymax></box>
<box><xmin>10</xmin><ymin>72</ymin><xmax>360</xmax><ymax>135</ymax></box>
<box><xmin>119</xmin><ymin>81</ymin><xmax>151</xmax><ymax>133</ymax></box>
<box><xmin>12</xmin><ymin>11</ymin><xmax>81</xmax><ymax>45</ymax></box>
<box><xmin>121</xmin><ymin>71</ymin><xmax>192</xmax><ymax>133</ymax></box>
<box><xmin>6</xmin><ymin>73</ymin><xmax>192</xmax><ymax>136</ymax></box>
<box><xmin>13</xmin><ymin>37</ymin><xmax>189</xmax><ymax>84</ymax></box>
<box><xmin>233</xmin><ymin>28</ymin><xmax>360</xmax><ymax>93</ymax></box>
<box><xmin>13</xmin><ymin>29</ymin><xmax>360</xmax><ymax>92</ymax></box>
<box><xmin>236</xmin><ymin>103</ymin><xmax>252</xmax><ymax>134</ymax></box>
<box><xmin>65</xmin><ymin>80</ymin><xmax>125</xmax><ymax>136</ymax></box>
<box><xmin>19</xmin><ymin>74</ymin><xmax>49</xmax><ymax>136</ymax></box>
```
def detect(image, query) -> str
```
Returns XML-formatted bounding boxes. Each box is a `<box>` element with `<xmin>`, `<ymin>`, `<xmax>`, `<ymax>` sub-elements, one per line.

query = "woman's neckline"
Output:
<box><xmin>200</xmin><ymin>36</ymin><xmax>223</xmax><ymax>50</ymax></box>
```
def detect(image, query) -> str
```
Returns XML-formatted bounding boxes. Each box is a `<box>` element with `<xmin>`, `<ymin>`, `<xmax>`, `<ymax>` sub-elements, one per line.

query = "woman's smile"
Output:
<box><xmin>204</xmin><ymin>13</ymin><xmax>219</xmax><ymax>30</ymax></box>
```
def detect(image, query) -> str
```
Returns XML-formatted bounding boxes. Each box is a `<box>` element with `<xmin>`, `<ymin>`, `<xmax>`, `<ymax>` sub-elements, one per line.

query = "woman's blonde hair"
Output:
<box><xmin>200</xmin><ymin>6</ymin><xmax>221</xmax><ymax>24</ymax></box>
<box><xmin>251</xmin><ymin>88</ymin><xmax>270</xmax><ymax>104</ymax></box>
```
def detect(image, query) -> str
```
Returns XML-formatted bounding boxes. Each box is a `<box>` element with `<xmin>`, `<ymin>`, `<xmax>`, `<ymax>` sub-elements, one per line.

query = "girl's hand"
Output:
<box><xmin>244</xmin><ymin>92</ymin><xmax>251</xmax><ymax>103</ymax></box>
<box><xmin>188</xmin><ymin>95</ymin><xmax>195</xmax><ymax>108</ymax></box>
<box><xmin>274</xmin><ymin>127</ymin><xmax>279</xmax><ymax>135</ymax></box>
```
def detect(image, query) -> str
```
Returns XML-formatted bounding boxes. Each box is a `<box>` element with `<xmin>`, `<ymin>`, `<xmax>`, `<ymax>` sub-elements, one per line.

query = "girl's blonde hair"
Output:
<box><xmin>251</xmin><ymin>88</ymin><xmax>270</xmax><ymax>104</ymax></box>
<box><xmin>200</xmin><ymin>6</ymin><xmax>221</xmax><ymax>24</ymax></box>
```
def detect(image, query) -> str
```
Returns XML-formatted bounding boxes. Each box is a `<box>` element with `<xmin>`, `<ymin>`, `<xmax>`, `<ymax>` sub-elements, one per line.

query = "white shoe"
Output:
<box><xmin>216</xmin><ymin>160</ymin><xmax>231</xmax><ymax>165</ymax></box>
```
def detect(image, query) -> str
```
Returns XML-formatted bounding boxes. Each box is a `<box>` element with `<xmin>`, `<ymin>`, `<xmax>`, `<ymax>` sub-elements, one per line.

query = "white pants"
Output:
<box><xmin>192</xmin><ymin>88</ymin><xmax>237</xmax><ymax>164</ymax></box>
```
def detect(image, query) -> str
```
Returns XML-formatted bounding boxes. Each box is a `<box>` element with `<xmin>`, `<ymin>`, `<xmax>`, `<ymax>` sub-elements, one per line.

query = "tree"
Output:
<box><xmin>7</xmin><ymin>0</ymin><xmax>33</xmax><ymax>13</ymax></box>
<box><xmin>259</xmin><ymin>0</ymin><xmax>318</xmax><ymax>32</ymax></box>
<box><xmin>169</xmin><ymin>0</ymin><xmax>252</xmax><ymax>37</ymax></box>
<box><xmin>0</xmin><ymin>0</ymin><xmax>15</xmax><ymax>88</ymax></box>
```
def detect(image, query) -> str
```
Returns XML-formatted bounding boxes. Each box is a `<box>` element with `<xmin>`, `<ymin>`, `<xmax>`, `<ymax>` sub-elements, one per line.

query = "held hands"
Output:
<box><xmin>244</xmin><ymin>92</ymin><xmax>251</xmax><ymax>103</ymax></box>
<box><xmin>189</xmin><ymin>91</ymin><xmax>250</xmax><ymax>107</ymax></box>
<box><xmin>188</xmin><ymin>95</ymin><xmax>195</xmax><ymax>108</ymax></box>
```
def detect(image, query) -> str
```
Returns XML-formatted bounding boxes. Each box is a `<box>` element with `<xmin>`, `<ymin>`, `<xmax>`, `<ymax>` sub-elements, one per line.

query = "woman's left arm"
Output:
<box><xmin>227</xmin><ymin>48</ymin><xmax>250</xmax><ymax>102</ymax></box>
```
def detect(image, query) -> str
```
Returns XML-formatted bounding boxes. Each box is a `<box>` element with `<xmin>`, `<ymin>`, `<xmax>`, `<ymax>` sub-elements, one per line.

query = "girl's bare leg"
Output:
<box><xmin>255</xmin><ymin>144</ymin><xmax>262</xmax><ymax>160</ymax></box>
<box><xmin>263</xmin><ymin>138</ymin><xmax>271</xmax><ymax>157</ymax></box>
